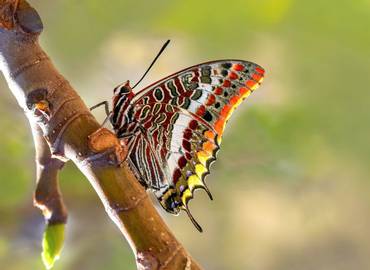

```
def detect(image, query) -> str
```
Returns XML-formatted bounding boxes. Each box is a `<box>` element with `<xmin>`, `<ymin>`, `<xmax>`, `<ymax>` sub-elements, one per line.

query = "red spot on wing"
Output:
<box><xmin>183</xmin><ymin>129</ymin><xmax>192</xmax><ymax>140</ymax></box>
<box><xmin>173</xmin><ymin>169</ymin><xmax>182</xmax><ymax>184</ymax></box>
<box><xmin>252</xmin><ymin>73</ymin><xmax>263</xmax><ymax>82</ymax></box>
<box><xmin>246</xmin><ymin>80</ymin><xmax>257</xmax><ymax>89</ymax></box>
<box><xmin>221</xmin><ymin>105</ymin><xmax>232</xmax><ymax>117</ymax></box>
<box><xmin>206</xmin><ymin>94</ymin><xmax>216</xmax><ymax>106</ymax></box>
<box><xmin>196</xmin><ymin>105</ymin><xmax>206</xmax><ymax>117</ymax></box>
<box><xmin>189</xmin><ymin>120</ymin><xmax>198</xmax><ymax>130</ymax></box>
<box><xmin>239</xmin><ymin>87</ymin><xmax>249</xmax><ymax>96</ymax></box>
<box><xmin>185</xmin><ymin>152</ymin><xmax>192</xmax><ymax>160</ymax></box>
<box><xmin>233</xmin><ymin>64</ymin><xmax>244</xmax><ymax>71</ymax></box>
<box><xmin>255</xmin><ymin>67</ymin><xmax>265</xmax><ymax>75</ymax></box>
<box><xmin>229</xmin><ymin>72</ymin><xmax>238</xmax><ymax>80</ymax></box>
<box><xmin>230</xmin><ymin>95</ymin><xmax>241</xmax><ymax>106</ymax></box>
<box><xmin>178</xmin><ymin>156</ymin><xmax>187</xmax><ymax>169</ymax></box>
<box><xmin>223</xmin><ymin>80</ymin><xmax>231</xmax><ymax>88</ymax></box>
<box><xmin>183</xmin><ymin>140</ymin><xmax>191</xmax><ymax>152</ymax></box>
<box><xmin>214</xmin><ymin>87</ymin><xmax>223</xmax><ymax>95</ymax></box>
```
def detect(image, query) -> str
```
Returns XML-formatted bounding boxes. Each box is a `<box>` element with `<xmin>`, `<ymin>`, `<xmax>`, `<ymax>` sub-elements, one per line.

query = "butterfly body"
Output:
<box><xmin>109</xmin><ymin>60</ymin><xmax>265</xmax><ymax>231</ymax></box>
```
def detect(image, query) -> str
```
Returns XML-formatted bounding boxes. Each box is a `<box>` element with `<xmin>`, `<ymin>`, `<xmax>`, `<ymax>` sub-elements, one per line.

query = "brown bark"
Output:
<box><xmin>0</xmin><ymin>1</ymin><xmax>201</xmax><ymax>269</ymax></box>
<box><xmin>31</xmin><ymin>121</ymin><xmax>67</xmax><ymax>225</ymax></box>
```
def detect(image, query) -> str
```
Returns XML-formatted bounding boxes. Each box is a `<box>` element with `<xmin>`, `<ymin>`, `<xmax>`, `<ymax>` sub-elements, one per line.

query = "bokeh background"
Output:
<box><xmin>1</xmin><ymin>0</ymin><xmax>370</xmax><ymax>269</ymax></box>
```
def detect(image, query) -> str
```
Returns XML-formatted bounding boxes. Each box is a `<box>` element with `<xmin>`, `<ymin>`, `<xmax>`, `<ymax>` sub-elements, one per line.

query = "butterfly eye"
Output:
<box><xmin>119</xmin><ymin>86</ymin><xmax>130</xmax><ymax>94</ymax></box>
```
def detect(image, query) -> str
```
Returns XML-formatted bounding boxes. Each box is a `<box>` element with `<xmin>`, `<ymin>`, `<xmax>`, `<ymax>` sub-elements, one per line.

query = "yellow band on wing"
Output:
<box><xmin>181</xmin><ymin>189</ymin><xmax>193</xmax><ymax>206</ymax></box>
<box><xmin>195</xmin><ymin>164</ymin><xmax>207</xmax><ymax>179</ymax></box>
<box><xmin>188</xmin><ymin>174</ymin><xmax>202</xmax><ymax>191</ymax></box>
<box><xmin>197</xmin><ymin>150</ymin><xmax>210</xmax><ymax>166</ymax></box>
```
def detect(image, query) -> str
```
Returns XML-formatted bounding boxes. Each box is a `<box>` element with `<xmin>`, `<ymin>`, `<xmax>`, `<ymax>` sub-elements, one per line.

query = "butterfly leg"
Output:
<box><xmin>90</xmin><ymin>101</ymin><xmax>112</xmax><ymax>127</ymax></box>
<box><xmin>90</xmin><ymin>101</ymin><xmax>110</xmax><ymax>116</ymax></box>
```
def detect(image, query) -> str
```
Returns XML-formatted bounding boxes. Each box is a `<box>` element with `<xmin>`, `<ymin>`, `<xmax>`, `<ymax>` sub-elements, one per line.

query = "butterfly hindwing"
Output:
<box><xmin>119</xmin><ymin>60</ymin><xmax>264</xmax><ymax>230</ymax></box>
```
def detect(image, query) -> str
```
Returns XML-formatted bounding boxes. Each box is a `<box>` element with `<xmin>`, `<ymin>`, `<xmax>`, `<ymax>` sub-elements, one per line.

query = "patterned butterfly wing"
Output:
<box><xmin>126</xmin><ymin>60</ymin><xmax>264</xmax><ymax>231</ymax></box>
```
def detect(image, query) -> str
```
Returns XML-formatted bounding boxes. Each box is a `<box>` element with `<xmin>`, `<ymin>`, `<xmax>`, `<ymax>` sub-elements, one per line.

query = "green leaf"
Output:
<box><xmin>41</xmin><ymin>224</ymin><xmax>65</xmax><ymax>269</ymax></box>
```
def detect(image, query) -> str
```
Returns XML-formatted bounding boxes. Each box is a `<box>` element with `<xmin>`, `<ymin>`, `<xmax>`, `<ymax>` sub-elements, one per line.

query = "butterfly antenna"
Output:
<box><xmin>184</xmin><ymin>206</ymin><xmax>203</xmax><ymax>232</ymax></box>
<box><xmin>132</xmin><ymin>39</ymin><xmax>171</xmax><ymax>89</ymax></box>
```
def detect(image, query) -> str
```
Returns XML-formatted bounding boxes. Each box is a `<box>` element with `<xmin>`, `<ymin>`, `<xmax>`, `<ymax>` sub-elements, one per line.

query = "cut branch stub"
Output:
<box><xmin>26</xmin><ymin>88</ymin><xmax>52</xmax><ymax>121</ymax></box>
<box><xmin>0</xmin><ymin>0</ymin><xmax>18</xmax><ymax>29</ymax></box>
<box><xmin>88</xmin><ymin>127</ymin><xmax>128</xmax><ymax>166</ymax></box>
<box><xmin>0</xmin><ymin>0</ymin><xmax>42</xmax><ymax>33</ymax></box>
<box><xmin>16</xmin><ymin>0</ymin><xmax>43</xmax><ymax>34</ymax></box>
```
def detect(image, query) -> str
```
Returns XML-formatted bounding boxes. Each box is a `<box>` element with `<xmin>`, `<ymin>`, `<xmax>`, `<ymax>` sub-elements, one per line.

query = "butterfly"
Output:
<box><xmin>91</xmin><ymin>40</ymin><xmax>265</xmax><ymax>232</ymax></box>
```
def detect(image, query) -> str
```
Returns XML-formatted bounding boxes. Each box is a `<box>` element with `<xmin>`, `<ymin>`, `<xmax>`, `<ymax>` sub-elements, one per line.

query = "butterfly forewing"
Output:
<box><xmin>116</xmin><ymin>60</ymin><xmax>265</xmax><ymax>229</ymax></box>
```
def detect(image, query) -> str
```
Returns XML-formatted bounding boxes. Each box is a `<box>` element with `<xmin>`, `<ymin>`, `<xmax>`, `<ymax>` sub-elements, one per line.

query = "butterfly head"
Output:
<box><xmin>111</xmin><ymin>80</ymin><xmax>135</xmax><ymax>132</ymax></box>
<box><xmin>113</xmin><ymin>80</ymin><xmax>133</xmax><ymax>96</ymax></box>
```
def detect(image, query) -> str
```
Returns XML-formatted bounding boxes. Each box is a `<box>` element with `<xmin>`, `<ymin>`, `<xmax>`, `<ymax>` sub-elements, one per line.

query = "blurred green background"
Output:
<box><xmin>1</xmin><ymin>0</ymin><xmax>370</xmax><ymax>269</ymax></box>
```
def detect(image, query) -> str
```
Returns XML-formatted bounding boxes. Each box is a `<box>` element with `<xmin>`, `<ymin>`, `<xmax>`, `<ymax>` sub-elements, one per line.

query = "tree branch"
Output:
<box><xmin>0</xmin><ymin>1</ymin><xmax>201</xmax><ymax>269</ymax></box>
<box><xmin>31</xmin><ymin>121</ymin><xmax>67</xmax><ymax>225</ymax></box>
